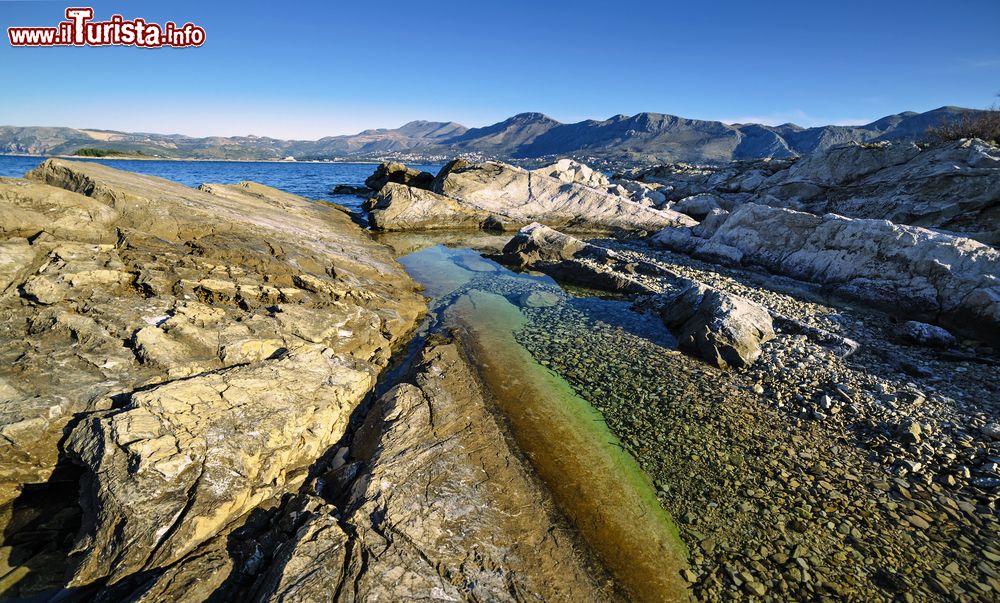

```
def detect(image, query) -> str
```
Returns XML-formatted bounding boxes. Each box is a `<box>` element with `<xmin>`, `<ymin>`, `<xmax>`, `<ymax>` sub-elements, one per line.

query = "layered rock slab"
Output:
<box><xmin>651</xmin><ymin>203</ymin><xmax>1000</xmax><ymax>343</ymax></box>
<box><xmin>624</xmin><ymin>139</ymin><xmax>1000</xmax><ymax>244</ymax></box>
<box><xmin>366</xmin><ymin>160</ymin><xmax>696</xmax><ymax>233</ymax></box>
<box><xmin>0</xmin><ymin>159</ymin><xmax>424</xmax><ymax>593</ymax></box>
<box><xmin>253</xmin><ymin>338</ymin><xmax>622</xmax><ymax>602</ymax></box>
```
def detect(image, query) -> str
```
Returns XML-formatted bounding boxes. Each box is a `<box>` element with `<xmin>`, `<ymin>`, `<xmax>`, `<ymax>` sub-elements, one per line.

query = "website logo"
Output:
<box><xmin>8</xmin><ymin>7</ymin><xmax>206</xmax><ymax>48</ymax></box>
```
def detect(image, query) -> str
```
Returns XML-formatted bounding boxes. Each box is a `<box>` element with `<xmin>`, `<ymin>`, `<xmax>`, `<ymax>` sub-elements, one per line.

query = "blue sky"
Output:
<box><xmin>1</xmin><ymin>0</ymin><xmax>999</xmax><ymax>138</ymax></box>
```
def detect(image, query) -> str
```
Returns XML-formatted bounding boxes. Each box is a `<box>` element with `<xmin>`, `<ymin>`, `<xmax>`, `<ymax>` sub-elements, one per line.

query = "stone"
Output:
<box><xmin>898</xmin><ymin>320</ymin><xmax>958</xmax><ymax>347</ymax></box>
<box><xmin>658</xmin><ymin>282</ymin><xmax>776</xmax><ymax>369</ymax></box>
<box><xmin>498</xmin><ymin>223</ymin><xmax>658</xmax><ymax>294</ymax></box>
<box><xmin>363</xmin><ymin>162</ymin><xmax>434</xmax><ymax>191</ymax></box>
<box><xmin>896</xmin><ymin>418</ymin><xmax>923</xmax><ymax>445</ymax></box>
<box><xmin>364</xmin><ymin>182</ymin><xmax>491</xmax><ymax>231</ymax></box>
<box><xmin>521</xmin><ymin>289</ymin><xmax>562</xmax><ymax>307</ymax></box>
<box><xmin>981</xmin><ymin>422</ymin><xmax>1000</xmax><ymax>441</ymax></box>
<box><xmin>674</xmin><ymin>193</ymin><xmax>723</xmax><ymax>220</ymax></box>
<box><xmin>331</xmin><ymin>184</ymin><xmax>370</xmax><ymax>195</ymax></box>
<box><xmin>532</xmin><ymin>158</ymin><xmax>610</xmax><ymax>189</ymax></box>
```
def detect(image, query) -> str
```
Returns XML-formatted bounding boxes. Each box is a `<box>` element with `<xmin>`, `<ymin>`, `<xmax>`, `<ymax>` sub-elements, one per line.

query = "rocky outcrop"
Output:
<box><xmin>624</xmin><ymin>139</ymin><xmax>1000</xmax><ymax>244</ymax></box>
<box><xmin>651</xmin><ymin>203</ymin><xmax>1000</xmax><ymax>343</ymax></box>
<box><xmin>364</xmin><ymin>182</ymin><xmax>491</xmax><ymax>231</ymax></box>
<box><xmin>533</xmin><ymin>158</ymin><xmax>611</xmax><ymax>189</ymax></box>
<box><xmin>0</xmin><ymin>159</ymin><xmax>424</xmax><ymax>595</ymax></box>
<box><xmin>430</xmin><ymin>160</ymin><xmax>696</xmax><ymax>233</ymax></box>
<box><xmin>250</xmin><ymin>338</ymin><xmax>620</xmax><ymax>602</ymax></box>
<box><xmin>364</xmin><ymin>160</ymin><xmax>694</xmax><ymax>233</ymax></box>
<box><xmin>363</xmin><ymin>161</ymin><xmax>434</xmax><ymax>191</ymax></box>
<box><xmin>657</xmin><ymin>282</ymin><xmax>775</xmax><ymax>369</ymax></box>
<box><xmin>756</xmin><ymin>139</ymin><xmax>1000</xmax><ymax>243</ymax></box>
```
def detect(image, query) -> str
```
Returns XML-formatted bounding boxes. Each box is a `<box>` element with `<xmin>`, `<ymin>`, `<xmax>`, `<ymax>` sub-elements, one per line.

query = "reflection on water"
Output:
<box><xmin>398</xmin><ymin>244</ymin><xmax>689</xmax><ymax>602</ymax></box>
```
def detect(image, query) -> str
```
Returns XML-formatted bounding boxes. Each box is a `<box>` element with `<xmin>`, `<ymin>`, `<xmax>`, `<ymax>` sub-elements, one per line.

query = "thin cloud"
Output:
<box><xmin>965</xmin><ymin>58</ymin><xmax>1000</xmax><ymax>69</ymax></box>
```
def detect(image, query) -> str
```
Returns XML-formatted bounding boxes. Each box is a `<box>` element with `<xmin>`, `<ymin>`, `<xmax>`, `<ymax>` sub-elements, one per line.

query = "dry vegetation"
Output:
<box><xmin>927</xmin><ymin>103</ymin><xmax>1000</xmax><ymax>144</ymax></box>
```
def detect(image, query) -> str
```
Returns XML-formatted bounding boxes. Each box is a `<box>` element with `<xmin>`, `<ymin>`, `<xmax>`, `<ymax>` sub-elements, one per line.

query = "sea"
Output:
<box><xmin>0</xmin><ymin>155</ymin><xmax>442</xmax><ymax>213</ymax></box>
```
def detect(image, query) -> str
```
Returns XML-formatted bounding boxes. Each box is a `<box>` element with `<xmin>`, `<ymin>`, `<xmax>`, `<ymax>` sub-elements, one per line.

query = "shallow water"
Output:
<box><xmin>398</xmin><ymin>244</ymin><xmax>688</xmax><ymax>602</ymax></box>
<box><xmin>0</xmin><ymin>155</ymin><xmax>440</xmax><ymax>213</ymax></box>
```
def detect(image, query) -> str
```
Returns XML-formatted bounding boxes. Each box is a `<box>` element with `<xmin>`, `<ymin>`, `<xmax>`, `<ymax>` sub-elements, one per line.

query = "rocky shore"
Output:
<box><xmin>2</xmin><ymin>138</ymin><xmax>998</xmax><ymax>602</ymax></box>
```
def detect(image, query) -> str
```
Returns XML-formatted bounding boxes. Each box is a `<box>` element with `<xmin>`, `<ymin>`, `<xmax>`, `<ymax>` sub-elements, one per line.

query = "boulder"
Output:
<box><xmin>898</xmin><ymin>320</ymin><xmax>958</xmax><ymax>347</ymax></box>
<box><xmin>652</xmin><ymin>203</ymin><xmax>1000</xmax><ymax>344</ymax></box>
<box><xmin>364</xmin><ymin>182</ymin><xmax>491</xmax><ymax>231</ymax></box>
<box><xmin>674</xmin><ymin>193</ymin><xmax>723</xmax><ymax>219</ymax></box>
<box><xmin>363</xmin><ymin>162</ymin><xmax>434</xmax><ymax>191</ymax></box>
<box><xmin>433</xmin><ymin>160</ymin><xmax>696</xmax><ymax>233</ymax></box>
<box><xmin>532</xmin><ymin>158</ymin><xmax>610</xmax><ymax>189</ymax></box>
<box><xmin>331</xmin><ymin>184</ymin><xmax>369</xmax><ymax>196</ymax></box>
<box><xmin>657</xmin><ymin>282</ymin><xmax>775</xmax><ymax>369</ymax></box>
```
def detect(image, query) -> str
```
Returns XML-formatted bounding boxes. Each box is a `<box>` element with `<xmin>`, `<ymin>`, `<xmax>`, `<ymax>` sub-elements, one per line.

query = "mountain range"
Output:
<box><xmin>0</xmin><ymin>106</ymin><xmax>978</xmax><ymax>165</ymax></box>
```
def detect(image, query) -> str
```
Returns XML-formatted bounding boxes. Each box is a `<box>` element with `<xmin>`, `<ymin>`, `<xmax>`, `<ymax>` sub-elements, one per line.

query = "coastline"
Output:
<box><xmin>0</xmin><ymin>153</ymin><xmax>390</xmax><ymax>164</ymax></box>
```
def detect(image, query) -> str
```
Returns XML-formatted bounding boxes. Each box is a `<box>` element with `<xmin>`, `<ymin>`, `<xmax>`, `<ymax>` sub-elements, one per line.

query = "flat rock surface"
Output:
<box><xmin>0</xmin><ymin>159</ymin><xmax>424</xmax><ymax>597</ymax></box>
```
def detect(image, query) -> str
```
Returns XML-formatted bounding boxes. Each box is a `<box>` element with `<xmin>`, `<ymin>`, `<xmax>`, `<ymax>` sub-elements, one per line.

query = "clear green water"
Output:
<box><xmin>397</xmin><ymin>244</ymin><xmax>689</xmax><ymax>602</ymax></box>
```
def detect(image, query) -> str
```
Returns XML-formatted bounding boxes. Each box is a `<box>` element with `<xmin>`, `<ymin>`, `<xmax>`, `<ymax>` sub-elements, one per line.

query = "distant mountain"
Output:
<box><xmin>0</xmin><ymin>106</ymin><xmax>982</xmax><ymax>165</ymax></box>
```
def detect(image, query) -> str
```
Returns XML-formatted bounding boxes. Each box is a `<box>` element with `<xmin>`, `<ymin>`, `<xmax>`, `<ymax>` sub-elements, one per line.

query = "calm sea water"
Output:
<box><xmin>0</xmin><ymin>155</ymin><xmax>441</xmax><ymax>213</ymax></box>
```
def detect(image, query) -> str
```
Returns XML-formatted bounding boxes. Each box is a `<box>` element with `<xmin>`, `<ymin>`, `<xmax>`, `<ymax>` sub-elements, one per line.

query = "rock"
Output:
<box><xmin>2</xmin><ymin>159</ymin><xmax>424</xmax><ymax>592</ymax></box>
<box><xmin>432</xmin><ymin>160</ymin><xmax>696</xmax><ymax>233</ymax></box>
<box><xmin>65</xmin><ymin>345</ymin><xmax>375</xmax><ymax>586</ymax></box>
<box><xmin>629</xmin><ymin>138</ymin><xmax>1000</xmax><ymax>244</ymax></box>
<box><xmin>251</xmin><ymin>339</ymin><xmax>619</xmax><ymax>602</ymax></box>
<box><xmin>364</xmin><ymin>182</ymin><xmax>491</xmax><ymax>231</ymax></box>
<box><xmin>674</xmin><ymin>193</ymin><xmax>723</xmax><ymax>220</ymax></box>
<box><xmin>898</xmin><ymin>321</ymin><xmax>957</xmax><ymax>347</ymax></box>
<box><xmin>331</xmin><ymin>184</ymin><xmax>370</xmax><ymax>195</ymax></box>
<box><xmin>981</xmin><ymin>422</ymin><xmax>1000</xmax><ymax>441</ymax></box>
<box><xmin>532</xmin><ymin>158</ymin><xmax>610</xmax><ymax>189</ymax></box>
<box><xmin>896</xmin><ymin>418</ymin><xmax>923</xmax><ymax>444</ymax></box>
<box><xmin>756</xmin><ymin>139</ymin><xmax>1000</xmax><ymax>243</ymax></box>
<box><xmin>498</xmin><ymin>223</ymin><xmax>659</xmax><ymax>294</ymax></box>
<box><xmin>651</xmin><ymin>203</ymin><xmax>1000</xmax><ymax>344</ymax></box>
<box><xmin>657</xmin><ymin>282</ymin><xmax>776</xmax><ymax>369</ymax></box>
<box><xmin>430</xmin><ymin>157</ymin><xmax>470</xmax><ymax>191</ymax></box>
<box><xmin>363</xmin><ymin>162</ymin><xmax>434</xmax><ymax>191</ymax></box>
<box><xmin>521</xmin><ymin>289</ymin><xmax>562</xmax><ymax>307</ymax></box>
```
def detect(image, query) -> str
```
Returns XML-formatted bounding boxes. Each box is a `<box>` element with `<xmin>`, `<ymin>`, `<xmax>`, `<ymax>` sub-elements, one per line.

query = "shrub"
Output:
<box><xmin>71</xmin><ymin>148</ymin><xmax>142</xmax><ymax>157</ymax></box>
<box><xmin>926</xmin><ymin>105</ymin><xmax>1000</xmax><ymax>144</ymax></box>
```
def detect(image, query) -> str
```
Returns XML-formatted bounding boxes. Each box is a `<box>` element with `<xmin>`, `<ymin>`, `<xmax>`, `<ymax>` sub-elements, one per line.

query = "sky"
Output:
<box><xmin>1</xmin><ymin>0</ymin><xmax>999</xmax><ymax>139</ymax></box>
